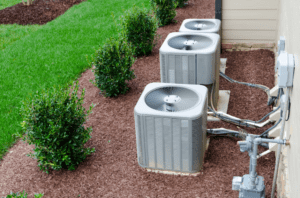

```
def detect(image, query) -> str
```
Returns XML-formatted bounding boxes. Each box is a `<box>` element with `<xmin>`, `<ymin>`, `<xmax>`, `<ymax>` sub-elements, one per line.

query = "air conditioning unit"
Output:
<box><xmin>159</xmin><ymin>32</ymin><xmax>220</xmax><ymax>108</ymax></box>
<box><xmin>134</xmin><ymin>83</ymin><xmax>208</xmax><ymax>173</ymax></box>
<box><xmin>179</xmin><ymin>19</ymin><xmax>221</xmax><ymax>36</ymax></box>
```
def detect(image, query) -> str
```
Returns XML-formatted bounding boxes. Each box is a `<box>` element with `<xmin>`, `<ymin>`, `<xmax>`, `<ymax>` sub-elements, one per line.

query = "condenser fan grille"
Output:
<box><xmin>185</xmin><ymin>20</ymin><xmax>215</xmax><ymax>30</ymax></box>
<box><xmin>168</xmin><ymin>35</ymin><xmax>213</xmax><ymax>50</ymax></box>
<box><xmin>145</xmin><ymin>87</ymin><xmax>200</xmax><ymax>112</ymax></box>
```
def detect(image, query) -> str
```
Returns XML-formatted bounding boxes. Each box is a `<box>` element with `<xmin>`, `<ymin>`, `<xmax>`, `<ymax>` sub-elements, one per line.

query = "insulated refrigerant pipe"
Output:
<box><xmin>271</xmin><ymin>89</ymin><xmax>291</xmax><ymax>198</ymax></box>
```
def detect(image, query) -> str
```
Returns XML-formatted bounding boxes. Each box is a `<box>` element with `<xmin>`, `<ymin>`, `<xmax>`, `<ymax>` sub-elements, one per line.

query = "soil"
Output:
<box><xmin>0</xmin><ymin>0</ymin><xmax>277</xmax><ymax>197</ymax></box>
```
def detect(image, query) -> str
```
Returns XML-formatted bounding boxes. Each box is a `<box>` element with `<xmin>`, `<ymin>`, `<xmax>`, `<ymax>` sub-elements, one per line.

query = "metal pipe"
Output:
<box><xmin>250</xmin><ymin>137</ymin><xmax>286</xmax><ymax>189</ymax></box>
<box><xmin>207</xmin><ymin>110</ymin><xmax>272</xmax><ymax>128</ymax></box>
<box><xmin>271</xmin><ymin>89</ymin><xmax>290</xmax><ymax>198</ymax></box>
<box><xmin>257</xmin><ymin>150</ymin><xmax>272</xmax><ymax>159</ymax></box>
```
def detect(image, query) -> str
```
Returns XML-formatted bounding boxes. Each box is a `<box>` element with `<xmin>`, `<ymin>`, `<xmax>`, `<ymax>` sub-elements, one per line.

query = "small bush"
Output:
<box><xmin>14</xmin><ymin>80</ymin><xmax>96</xmax><ymax>174</ymax></box>
<box><xmin>1</xmin><ymin>190</ymin><xmax>43</xmax><ymax>198</ymax></box>
<box><xmin>88</xmin><ymin>37</ymin><xmax>136</xmax><ymax>97</ymax></box>
<box><xmin>151</xmin><ymin>0</ymin><xmax>178</xmax><ymax>27</ymax></box>
<box><xmin>176</xmin><ymin>0</ymin><xmax>188</xmax><ymax>8</ymax></box>
<box><xmin>119</xmin><ymin>5</ymin><xmax>159</xmax><ymax>56</ymax></box>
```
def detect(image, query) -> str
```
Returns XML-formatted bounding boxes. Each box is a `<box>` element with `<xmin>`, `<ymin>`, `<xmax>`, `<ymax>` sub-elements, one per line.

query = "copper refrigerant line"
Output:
<box><xmin>208</xmin><ymin>72</ymin><xmax>286</xmax><ymax>130</ymax></box>
<box><xmin>206</xmin><ymin>74</ymin><xmax>291</xmax><ymax>198</ymax></box>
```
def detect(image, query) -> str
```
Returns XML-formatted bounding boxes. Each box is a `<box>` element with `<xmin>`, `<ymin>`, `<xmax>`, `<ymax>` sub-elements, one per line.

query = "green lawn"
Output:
<box><xmin>0</xmin><ymin>0</ymin><xmax>151</xmax><ymax>163</ymax></box>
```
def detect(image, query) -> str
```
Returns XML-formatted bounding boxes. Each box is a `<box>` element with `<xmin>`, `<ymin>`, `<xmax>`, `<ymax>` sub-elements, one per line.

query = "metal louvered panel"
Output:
<box><xmin>191</xmin><ymin>117</ymin><xmax>203</xmax><ymax>171</ymax></box>
<box><xmin>181</xmin><ymin>120</ymin><xmax>190</xmax><ymax>172</ymax></box>
<box><xmin>182</xmin><ymin>56</ymin><xmax>189</xmax><ymax>84</ymax></box>
<box><xmin>163</xmin><ymin>118</ymin><xmax>173</xmax><ymax>170</ymax></box>
<box><xmin>197</xmin><ymin>54</ymin><xmax>214</xmax><ymax>85</ymax></box>
<box><xmin>188</xmin><ymin>55</ymin><xmax>196</xmax><ymax>84</ymax></box>
<box><xmin>172</xmin><ymin>119</ymin><xmax>181</xmax><ymax>171</ymax></box>
<box><xmin>145</xmin><ymin>116</ymin><xmax>155</xmax><ymax>168</ymax></box>
<box><xmin>154</xmin><ymin>117</ymin><xmax>164</xmax><ymax>169</ymax></box>
<box><xmin>168</xmin><ymin>55</ymin><xmax>175</xmax><ymax>83</ymax></box>
<box><xmin>175</xmin><ymin>56</ymin><xmax>182</xmax><ymax>83</ymax></box>
<box><xmin>160</xmin><ymin>54</ymin><xmax>167</xmax><ymax>83</ymax></box>
<box><xmin>138</xmin><ymin>115</ymin><xmax>206</xmax><ymax>173</ymax></box>
<box><xmin>135</xmin><ymin>114</ymin><xmax>144</xmax><ymax>166</ymax></box>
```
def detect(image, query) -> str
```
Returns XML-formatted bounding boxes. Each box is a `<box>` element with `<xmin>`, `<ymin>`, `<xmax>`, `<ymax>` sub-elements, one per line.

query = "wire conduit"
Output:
<box><xmin>271</xmin><ymin>89</ymin><xmax>290</xmax><ymax>198</ymax></box>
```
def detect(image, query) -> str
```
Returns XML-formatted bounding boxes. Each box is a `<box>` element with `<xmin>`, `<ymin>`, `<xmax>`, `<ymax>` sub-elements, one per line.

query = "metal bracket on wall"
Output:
<box><xmin>215</xmin><ymin>0</ymin><xmax>222</xmax><ymax>21</ymax></box>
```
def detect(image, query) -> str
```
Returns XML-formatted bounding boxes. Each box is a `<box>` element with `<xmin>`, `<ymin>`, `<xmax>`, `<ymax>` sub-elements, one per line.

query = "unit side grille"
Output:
<box><xmin>160</xmin><ymin>54</ymin><xmax>166</xmax><ymax>82</ymax></box>
<box><xmin>191</xmin><ymin>117</ymin><xmax>202</xmax><ymax>170</ymax></box>
<box><xmin>162</xmin><ymin>54</ymin><xmax>197</xmax><ymax>84</ymax></box>
<box><xmin>135</xmin><ymin>114</ymin><xmax>144</xmax><ymax>166</ymax></box>
<box><xmin>136</xmin><ymin>115</ymin><xmax>206</xmax><ymax>173</ymax></box>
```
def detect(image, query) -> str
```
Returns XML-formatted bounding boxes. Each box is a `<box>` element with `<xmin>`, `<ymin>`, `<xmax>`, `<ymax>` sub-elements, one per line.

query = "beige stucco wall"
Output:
<box><xmin>276</xmin><ymin>0</ymin><xmax>300</xmax><ymax>197</ymax></box>
<box><xmin>221</xmin><ymin>0</ymin><xmax>279</xmax><ymax>44</ymax></box>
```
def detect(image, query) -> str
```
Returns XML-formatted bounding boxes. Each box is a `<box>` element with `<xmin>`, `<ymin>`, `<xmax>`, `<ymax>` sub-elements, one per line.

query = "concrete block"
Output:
<box><xmin>239</xmin><ymin>48</ymin><xmax>251</xmax><ymax>51</ymax></box>
<box><xmin>251</xmin><ymin>48</ymin><xmax>261</xmax><ymax>51</ymax></box>
<box><xmin>146</xmin><ymin>168</ymin><xmax>201</xmax><ymax>176</ymax></box>
<box><xmin>222</xmin><ymin>43</ymin><xmax>233</xmax><ymax>49</ymax></box>
<box><xmin>235</xmin><ymin>43</ymin><xmax>253</xmax><ymax>48</ymax></box>
<box><xmin>208</xmin><ymin>90</ymin><xmax>231</xmax><ymax>122</ymax></box>
<box><xmin>268</xmin><ymin>125</ymin><xmax>281</xmax><ymax>137</ymax></box>
<box><xmin>270</xmin><ymin>111</ymin><xmax>281</xmax><ymax>122</ymax></box>
<box><xmin>252</xmin><ymin>43</ymin><xmax>275</xmax><ymax>48</ymax></box>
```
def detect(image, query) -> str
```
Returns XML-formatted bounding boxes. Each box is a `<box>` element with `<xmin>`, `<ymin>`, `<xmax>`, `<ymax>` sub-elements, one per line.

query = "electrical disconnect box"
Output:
<box><xmin>277</xmin><ymin>51</ymin><xmax>295</xmax><ymax>88</ymax></box>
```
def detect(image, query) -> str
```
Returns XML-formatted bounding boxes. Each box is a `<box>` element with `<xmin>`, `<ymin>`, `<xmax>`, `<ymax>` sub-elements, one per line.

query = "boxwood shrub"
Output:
<box><xmin>14</xmin><ymin>80</ymin><xmax>96</xmax><ymax>174</ymax></box>
<box><xmin>151</xmin><ymin>0</ymin><xmax>178</xmax><ymax>27</ymax></box>
<box><xmin>119</xmin><ymin>5</ymin><xmax>159</xmax><ymax>56</ymax></box>
<box><xmin>89</xmin><ymin>37</ymin><xmax>136</xmax><ymax>97</ymax></box>
<box><xmin>176</xmin><ymin>0</ymin><xmax>188</xmax><ymax>8</ymax></box>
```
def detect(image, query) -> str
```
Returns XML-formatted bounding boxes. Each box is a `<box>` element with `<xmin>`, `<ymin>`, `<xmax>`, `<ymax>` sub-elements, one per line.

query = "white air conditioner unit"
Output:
<box><xmin>179</xmin><ymin>19</ymin><xmax>221</xmax><ymax>36</ymax></box>
<box><xmin>134</xmin><ymin>83</ymin><xmax>208</xmax><ymax>173</ymax></box>
<box><xmin>159</xmin><ymin>32</ymin><xmax>220</xmax><ymax>108</ymax></box>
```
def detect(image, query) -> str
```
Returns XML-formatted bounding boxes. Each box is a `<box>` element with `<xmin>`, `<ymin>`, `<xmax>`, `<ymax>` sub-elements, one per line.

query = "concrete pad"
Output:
<box><xmin>145</xmin><ymin>168</ymin><xmax>202</xmax><ymax>176</ymax></box>
<box><xmin>208</xmin><ymin>90</ymin><xmax>231</xmax><ymax>122</ymax></box>
<box><xmin>220</xmin><ymin>58</ymin><xmax>227</xmax><ymax>74</ymax></box>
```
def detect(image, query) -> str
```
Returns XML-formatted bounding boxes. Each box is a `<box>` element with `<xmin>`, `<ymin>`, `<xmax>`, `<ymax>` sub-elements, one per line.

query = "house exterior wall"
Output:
<box><xmin>276</xmin><ymin>0</ymin><xmax>300</xmax><ymax>197</ymax></box>
<box><xmin>221</xmin><ymin>0</ymin><xmax>279</xmax><ymax>45</ymax></box>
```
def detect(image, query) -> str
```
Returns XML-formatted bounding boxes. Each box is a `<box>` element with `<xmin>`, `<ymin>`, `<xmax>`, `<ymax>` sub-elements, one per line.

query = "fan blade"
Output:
<box><xmin>168</xmin><ymin>36</ymin><xmax>188</xmax><ymax>50</ymax></box>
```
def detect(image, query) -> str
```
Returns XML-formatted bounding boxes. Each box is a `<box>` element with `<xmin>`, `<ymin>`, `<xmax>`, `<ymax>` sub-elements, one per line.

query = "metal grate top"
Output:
<box><xmin>168</xmin><ymin>35</ymin><xmax>213</xmax><ymax>51</ymax></box>
<box><xmin>145</xmin><ymin>86</ymin><xmax>200</xmax><ymax>112</ymax></box>
<box><xmin>184</xmin><ymin>20</ymin><xmax>216</xmax><ymax>31</ymax></box>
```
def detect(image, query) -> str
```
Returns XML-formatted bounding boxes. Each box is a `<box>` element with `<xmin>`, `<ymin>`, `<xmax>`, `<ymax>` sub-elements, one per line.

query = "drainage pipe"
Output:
<box><xmin>271</xmin><ymin>89</ymin><xmax>291</xmax><ymax>198</ymax></box>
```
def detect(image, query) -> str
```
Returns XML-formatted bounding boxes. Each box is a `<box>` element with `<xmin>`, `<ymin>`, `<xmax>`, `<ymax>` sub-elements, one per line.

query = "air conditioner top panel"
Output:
<box><xmin>179</xmin><ymin>19</ymin><xmax>221</xmax><ymax>33</ymax></box>
<box><xmin>134</xmin><ymin>83</ymin><xmax>208</xmax><ymax>119</ymax></box>
<box><xmin>159</xmin><ymin>32</ymin><xmax>220</xmax><ymax>55</ymax></box>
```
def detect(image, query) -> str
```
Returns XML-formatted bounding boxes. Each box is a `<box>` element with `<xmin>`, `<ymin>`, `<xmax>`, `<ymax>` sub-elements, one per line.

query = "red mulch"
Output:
<box><xmin>0</xmin><ymin>0</ymin><xmax>277</xmax><ymax>197</ymax></box>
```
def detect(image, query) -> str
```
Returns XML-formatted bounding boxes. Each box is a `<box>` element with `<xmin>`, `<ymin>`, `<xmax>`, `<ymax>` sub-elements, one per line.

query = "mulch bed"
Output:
<box><xmin>0</xmin><ymin>0</ymin><xmax>86</xmax><ymax>25</ymax></box>
<box><xmin>0</xmin><ymin>0</ymin><xmax>277</xmax><ymax>197</ymax></box>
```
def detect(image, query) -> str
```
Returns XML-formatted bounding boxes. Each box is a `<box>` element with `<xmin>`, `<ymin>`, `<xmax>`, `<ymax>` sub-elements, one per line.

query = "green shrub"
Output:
<box><xmin>176</xmin><ymin>0</ymin><xmax>188</xmax><ymax>8</ymax></box>
<box><xmin>1</xmin><ymin>190</ymin><xmax>43</xmax><ymax>198</ymax></box>
<box><xmin>14</xmin><ymin>80</ymin><xmax>96</xmax><ymax>174</ymax></box>
<box><xmin>88</xmin><ymin>37</ymin><xmax>136</xmax><ymax>97</ymax></box>
<box><xmin>119</xmin><ymin>5</ymin><xmax>159</xmax><ymax>56</ymax></box>
<box><xmin>151</xmin><ymin>0</ymin><xmax>178</xmax><ymax>27</ymax></box>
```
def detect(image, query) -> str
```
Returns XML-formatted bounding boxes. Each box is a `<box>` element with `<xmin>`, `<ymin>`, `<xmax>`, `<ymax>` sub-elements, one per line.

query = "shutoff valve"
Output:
<box><xmin>232</xmin><ymin>135</ymin><xmax>287</xmax><ymax>198</ymax></box>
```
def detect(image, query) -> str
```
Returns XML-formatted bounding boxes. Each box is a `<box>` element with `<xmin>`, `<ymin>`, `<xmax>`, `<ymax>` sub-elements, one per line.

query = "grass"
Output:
<box><xmin>0</xmin><ymin>0</ymin><xmax>151</xmax><ymax>164</ymax></box>
<box><xmin>0</xmin><ymin>0</ymin><xmax>23</xmax><ymax>11</ymax></box>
